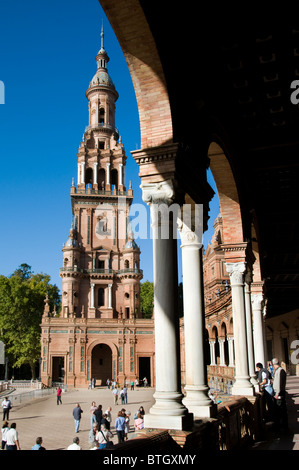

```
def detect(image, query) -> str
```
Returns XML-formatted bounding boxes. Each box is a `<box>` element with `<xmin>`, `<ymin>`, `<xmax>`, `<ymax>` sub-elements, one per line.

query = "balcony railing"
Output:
<box><xmin>60</xmin><ymin>267</ymin><xmax>143</xmax><ymax>276</ymax></box>
<box><xmin>73</xmin><ymin>188</ymin><xmax>129</xmax><ymax>196</ymax></box>
<box><xmin>85</xmin><ymin>122</ymin><xmax>119</xmax><ymax>136</ymax></box>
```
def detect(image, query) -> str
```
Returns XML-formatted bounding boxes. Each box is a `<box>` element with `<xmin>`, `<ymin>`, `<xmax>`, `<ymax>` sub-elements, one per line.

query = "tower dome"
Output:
<box><xmin>86</xmin><ymin>23</ymin><xmax>118</xmax><ymax>98</ymax></box>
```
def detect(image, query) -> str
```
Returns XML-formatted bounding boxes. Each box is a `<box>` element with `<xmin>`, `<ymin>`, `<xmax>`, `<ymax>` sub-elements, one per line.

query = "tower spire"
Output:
<box><xmin>101</xmin><ymin>19</ymin><xmax>104</xmax><ymax>51</ymax></box>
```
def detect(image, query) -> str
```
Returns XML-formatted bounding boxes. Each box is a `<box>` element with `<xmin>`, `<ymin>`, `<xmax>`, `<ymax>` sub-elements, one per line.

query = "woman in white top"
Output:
<box><xmin>1</xmin><ymin>421</ymin><xmax>9</xmax><ymax>450</ymax></box>
<box><xmin>96</xmin><ymin>424</ymin><xmax>113</xmax><ymax>449</ymax></box>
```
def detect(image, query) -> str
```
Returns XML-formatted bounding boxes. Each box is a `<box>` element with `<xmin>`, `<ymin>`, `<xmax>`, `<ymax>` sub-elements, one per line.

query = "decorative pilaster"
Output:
<box><xmin>226</xmin><ymin>262</ymin><xmax>254</xmax><ymax>396</ymax></box>
<box><xmin>178</xmin><ymin>213</ymin><xmax>215</xmax><ymax>418</ymax></box>
<box><xmin>141</xmin><ymin>179</ymin><xmax>192</xmax><ymax>430</ymax></box>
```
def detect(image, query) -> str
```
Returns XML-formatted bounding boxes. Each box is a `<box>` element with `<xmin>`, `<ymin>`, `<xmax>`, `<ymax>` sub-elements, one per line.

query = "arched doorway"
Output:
<box><xmin>91</xmin><ymin>343</ymin><xmax>112</xmax><ymax>386</ymax></box>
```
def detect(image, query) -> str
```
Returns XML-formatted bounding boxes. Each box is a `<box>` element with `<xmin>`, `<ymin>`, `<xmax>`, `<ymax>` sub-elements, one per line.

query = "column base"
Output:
<box><xmin>144</xmin><ymin>412</ymin><xmax>193</xmax><ymax>431</ymax></box>
<box><xmin>232</xmin><ymin>384</ymin><xmax>255</xmax><ymax>396</ymax></box>
<box><xmin>183</xmin><ymin>386</ymin><xmax>217</xmax><ymax>418</ymax></box>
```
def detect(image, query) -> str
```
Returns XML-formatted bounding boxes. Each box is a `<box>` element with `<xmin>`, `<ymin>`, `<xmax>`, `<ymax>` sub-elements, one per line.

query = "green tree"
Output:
<box><xmin>140</xmin><ymin>281</ymin><xmax>154</xmax><ymax>318</ymax></box>
<box><xmin>0</xmin><ymin>264</ymin><xmax>60</xmax><ymax>379</ymax></box>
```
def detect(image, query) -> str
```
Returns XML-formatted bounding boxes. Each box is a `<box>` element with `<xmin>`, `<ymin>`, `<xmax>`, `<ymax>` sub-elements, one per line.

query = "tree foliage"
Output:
<box><xmin>0</xmin><ymin>264</ymin><xmax>60</xmax><ymax>378</ymax></box>
<box><xmin>140</xmin><ymin>281</ymin><xmax>154</xmax><ymax>318</ymax></box>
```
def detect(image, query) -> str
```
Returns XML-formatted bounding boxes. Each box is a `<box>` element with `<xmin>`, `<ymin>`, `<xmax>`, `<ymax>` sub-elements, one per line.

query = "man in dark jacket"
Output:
<box><xmin>73</xmin><ymin>403</ymin><xmax>83</xmax><ymax>433</ymax></box>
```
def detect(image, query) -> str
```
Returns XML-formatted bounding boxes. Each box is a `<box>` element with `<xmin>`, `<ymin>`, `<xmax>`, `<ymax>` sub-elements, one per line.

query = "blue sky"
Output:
<box><xmin>0</xmin><ymin>0</ymin><xmax>219</xmax><ymax>292</ymax></box>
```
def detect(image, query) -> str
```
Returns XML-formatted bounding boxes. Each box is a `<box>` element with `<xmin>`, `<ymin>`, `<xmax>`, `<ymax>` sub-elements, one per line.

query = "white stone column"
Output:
<box><xmin>178</xmin><ymin>215</ymin><xmax>215</xmax><ymax>418</ymax></box>
<box><xmin>81</xmin><ymin>162</ymin><xmax>85</xmax><ymax>185</ymax></box>
<box><xmin>94</xmin><ymin>162</ymin><xmax>98</xmax><ymax>185</ymax></box>
<box><xmin>119</xmin><ymin>163</ymin><xmax>123</xmax><ymax>186</ymax></box>
<box><xmin>108</xmin><ymin>283</ymin><xmax>112</xmax><ymax>309</ymax></box>
<box><xmin>141</xmin><ymin>180</ymin><xmax>192</xmax><ymax>430</ymax></box>
<box><xmin>226</xmin><ymin>262</ymin><xmax>254</xmax><ymax>396</ymax></box>
<box><xmin>219</xmin><ymin>339</ymin><xmax>226</xmax><ymax>367</ymax></box>
<box><xmin>228</xmin><ymin>337</ymin><xmax>235</xmax><ymax>367</ymax></box>
<box><xmin>90</xmin><ymin>283</ymin><xmax>95</xmax><ymax>309</ymax></box>
<box><xmin>77</xmin><ymin>163</ymin><xmax>81</xmax><ymax>186</ymax></box>
<box><xmin>106</xmin><ymin>163</ymin><xmax>110</xmax><ymax>185</ymax></box>
<box><xmin>252</xmin><ymin>294</ymin><xmax>266</xmax><ymax>367</ymax></box>
<box><xmin>244</xmin><ymin>272</ymin><xmax>259</xmax><ymax>389</ymax></box>
<box><xmin>209</xmin><ymin>340</ymin><xmax>216</xmax><ymax>366</ymax></box>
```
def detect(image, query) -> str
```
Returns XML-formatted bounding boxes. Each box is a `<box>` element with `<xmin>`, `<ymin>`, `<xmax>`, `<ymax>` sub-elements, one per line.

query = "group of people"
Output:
<box><xmin>256</xmin><ymin>357</ymin><xmax>289</xmax><ymax>433</ymax></box>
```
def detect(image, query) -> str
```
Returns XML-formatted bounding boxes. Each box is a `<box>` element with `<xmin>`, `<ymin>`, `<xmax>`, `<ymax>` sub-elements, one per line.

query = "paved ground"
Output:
<box><xmin>1</xmin><ymin>376</ymin><xmax>299</xmax><ymax>451</ymax></box>
<box><xmin>1</xmin><ymin>386</ymin><xmax>155</xmax><ymax>450</ymax></box>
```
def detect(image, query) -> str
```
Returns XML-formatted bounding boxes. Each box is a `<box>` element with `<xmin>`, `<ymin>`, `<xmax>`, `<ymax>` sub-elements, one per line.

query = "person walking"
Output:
<box><xmin>272</xmin><ymin>357</ymin><xmax>289</xmax><ymax>433</ymax></box>
<box><xmin>120</xmin><ymin>387</ymin><xmax>125</xmax><ymax>405</ymax></box>
<box><xmin>112</xmin><ymin>387</ymin><xmax>119</xmax><ymax>405</ymax></box>
<box><xmin>1</xmin><ymin>397</ymin><xmax>12</xmax><ymax>421</ymax></box>
<box><xmin>124</xmin><ymin>411</ymin><xmax>131</xmax><ymax>440</ymax></box>
<box><xmin>56</xmin><ymin>387</ymin><xmax>62</xmax><ymax>405</ymax></box>
<box><xmin>115</xmin><ymin>411</ymin><xmax>126</xmax><ymax>443</ymax></box>
<box><xmin>5</xmin><ymin>423</ymin><xmax>20</xmax><ymax>450</ymax></box>
<box><xmin>1</xmin><ymin>421</ymin><xmax>9</xmax><ymax>450</ymax></box>
<box><xmin>73</xmin><ymin>403</ymin><xmax>83</xmax><ymax>433</ymax></box>
<box><xmin>94</xmin><ymin>404</ymin><xmax>103</xmax><ymax>429</ymax></box>
<box><xmin>90</xmin><ymin>401</ymin><xmax>97</xmax><ymax>430</ymax></box>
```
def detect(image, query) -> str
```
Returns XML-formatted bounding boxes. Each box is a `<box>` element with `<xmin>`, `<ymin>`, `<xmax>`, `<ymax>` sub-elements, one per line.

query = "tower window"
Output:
<box><xmin>124</xmin><ymin>259</ymin><xmax>129</xmax><ymax>269</ymax></box>
<box><xmin>98</xmin><ymin>287</ymin><xmax>104</xmax><ymax>307</ymax></box>
<box><xmin>99</xmin><ymin>108</ymin><xmax>105</xmax><ymax>124</ymax></box>
<box><xmin>111</xmin><ymin>169</ymin><xmax>118</xmax><ymax>189</ymax></box>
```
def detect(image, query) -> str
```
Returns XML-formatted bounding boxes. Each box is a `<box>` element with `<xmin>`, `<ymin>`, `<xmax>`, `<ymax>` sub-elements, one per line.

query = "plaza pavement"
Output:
<box><xmin>1</xmin><ymin>386</ymin><xmax>155</xmax><ymax>451</ymax></box>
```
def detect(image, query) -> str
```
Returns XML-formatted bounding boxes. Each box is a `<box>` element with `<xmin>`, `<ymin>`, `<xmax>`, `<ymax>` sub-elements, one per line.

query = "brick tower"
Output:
<box><xmin>40</xmin><ymin>26</ymin><xmax>154</xmax><ymax>389</ymax></box>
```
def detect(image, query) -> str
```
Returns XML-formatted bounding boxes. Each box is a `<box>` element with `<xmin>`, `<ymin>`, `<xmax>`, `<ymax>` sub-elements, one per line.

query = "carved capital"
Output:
<box><xmin>251</xmin><ymin>294</ymin><xmax>264</xmax><ymax>311</ymax></box>
<box><xmin>141</xmin><ymin>179</ymin><xmax>175</xmax><ymax>206</ymax></box>
<box><xmin>225</xmin><ymin>262</ymin><xmax>246</xmax><ymax>286</ymax></box>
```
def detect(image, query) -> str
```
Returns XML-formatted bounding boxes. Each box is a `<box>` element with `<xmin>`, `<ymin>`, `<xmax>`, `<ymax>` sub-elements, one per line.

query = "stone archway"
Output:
<box><xmin>91</xmin><ymin>343</ymin><xmax>113</xmax><ymax>386</ymax></box>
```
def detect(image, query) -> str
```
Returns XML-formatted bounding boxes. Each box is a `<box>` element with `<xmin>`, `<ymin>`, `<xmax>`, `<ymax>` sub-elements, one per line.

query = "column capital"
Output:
<box><xmin>225</xmin><ymin>262</ymin><xmax>246</xmax><ymax>286</ymax></box>
<box><xmin>251</xmin><ymin>293</ymin><xmax>264</xmax><ymax>310</ymax></box>
<box><xmin>141</xmin><ymin>179</ymin><xmax>176</xmax><ymax>206</ymax></box>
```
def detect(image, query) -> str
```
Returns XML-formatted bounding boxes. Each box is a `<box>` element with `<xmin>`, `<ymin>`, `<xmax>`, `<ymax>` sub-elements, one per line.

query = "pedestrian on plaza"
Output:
<box><xmin>1</xmin><ymin>397</ymin><xmax>12</xmax><ymax>421</ymax></box>
<box><xmin>67</xmin><ymin>436</ymin><xmax>81</xmax><ymax>450</ymax></box>
<box><xmin>89</xmin><ymin>423</ymin><xmax>99</xmax><ymax>444</ymax></box>
<box><xmin>134</xmin><ymin>413</ymin><xmax>144</xmax><ymax>430</ymax></box>
<box><xmin>106</xmin><ymin>378</ymin><xmax>111</xmax><ymax>389</ymax></box>
<box><xmin>130</xmin><ymin>380</ymin><xmax>134</xmax><ymax>391</ymax></box>
<box><xmin>138</xmin><ymin>406</ymin><xmax>145</xmax><ymax>417</ymax></box>
<box><xmin>112</xmin><ymin>387</ymin><xmax>119</xmax><ymax>405</ymax></box>
<box><xmin>5</xmin><ymin>423</ymin><xmax>20</xmax><ymax>450</ymax></box>
<box><xmin>94</xmin><ymin>404</ymin><xmax>103</xmax><ymax>428</ymax></box>
<box><xmin>272</xmin><ymin>357</ymin><xmax>289</xmax><ymax>433</ymax></box>
<box><xmin>32</xmin><ymin>436</ymin><xmax>46</xmax><ymax>450</ymax></box>
<box><xmin>90</xmin><ymin>401</ymin><xmax>97</xmax><ymax>430</ymax></box>
<box><xmin>112</xmin><ymin>379</ymin><xmax>116</xmax><ymax>389</ymax></box>
<box><xmin>101</xmin><ymin>413</ymin><xmax>110</xmax><ymax>430</ymax></box>
<box><xmin>104</xmin><ymin>406</ymin><xmax>112</xmax><ymax>430</ymax></box>
<box><xmin>124</xmin><ymin>411</ymin><xmax>131</xmax><ymax>440</ymax></box>
<box><xmin>56</xmin><ymin>386</ymin><xmax>62</xmax><ymax>405</ymax></box>
<box><xmin>73</xmin><ymin>403</ymin><xmax>83</xmax><ymax>433</ymax></box>
<box><xmin>96</xmin><ymin>423</ymin><xmax>114</xmax><ymax>449</ymax></box>
<box><xmin>135</xmin><ymin>377</ymin><xmax>139</xmax><ymax>388</ymax></box>
<box><xmin>123</xmin><ymin>385</ymin><xmax>128</xmax><ymax>404</ymax></box>
<box><xmin>256</xmin><ymin>362</ymin><xmax>274</xmax><ymax>420</ymax></box>
<box><xmin>1</xmin><ymin>420</ymin><xmax>9</xmax><ymax>450</ymax></box>
<box><xmin>120</xmin><ymin>387</ymin><xmax>125</xmax><ymax>405</ymax></box>
<box><xmin>115</xmin><ymin>410</ymin><xmax>126</xmax><ymax>443</ymax></box>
